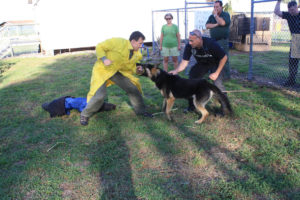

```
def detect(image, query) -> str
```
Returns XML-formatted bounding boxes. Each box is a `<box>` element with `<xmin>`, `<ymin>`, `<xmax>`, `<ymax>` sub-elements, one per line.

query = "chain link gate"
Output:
<box><xmin>247</xmin><ymin>0</ymin><xmax>299</xmax><ymax>90</ymax></box>
<box><xmin>151</xmin><ymin>2</ymin><xmax>213</xmax><ymax>74</ymax></box>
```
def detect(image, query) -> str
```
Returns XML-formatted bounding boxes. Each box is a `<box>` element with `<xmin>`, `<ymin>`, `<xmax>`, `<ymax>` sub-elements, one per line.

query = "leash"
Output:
<box><xmin>152</xmin><ymin>108</ymin><xmax>178</xmax><ymax>116</ymax></box>
<box><xmin>223</xmin><ymin>89</ymin><xmax>252</xmax><ymax>93</ymax></box>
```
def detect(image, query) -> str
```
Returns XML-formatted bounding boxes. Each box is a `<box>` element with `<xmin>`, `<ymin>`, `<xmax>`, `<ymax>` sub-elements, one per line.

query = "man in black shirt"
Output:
<box><xmin>169</xmin><ymin>29</ymin><xmax>227</xmax><ymax>112</ymax></box>
<box><xmin>274</xmin><ymin>0</ymin><xmax>300</xmax><ymax>86</ymax></box>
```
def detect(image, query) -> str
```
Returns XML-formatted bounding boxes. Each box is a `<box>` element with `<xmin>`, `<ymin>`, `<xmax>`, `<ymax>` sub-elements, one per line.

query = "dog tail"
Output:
<box><xmin>206</xmin><ymin>81</ymin><xmax>233</xmax><ymax>115</ymax></box>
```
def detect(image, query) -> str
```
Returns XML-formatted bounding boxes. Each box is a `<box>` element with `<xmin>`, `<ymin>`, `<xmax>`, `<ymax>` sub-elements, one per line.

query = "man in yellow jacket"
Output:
<box><xmin>80</xmin><ymin>31</ymin><xmax>152</xmax><ymax>126</ymax></box>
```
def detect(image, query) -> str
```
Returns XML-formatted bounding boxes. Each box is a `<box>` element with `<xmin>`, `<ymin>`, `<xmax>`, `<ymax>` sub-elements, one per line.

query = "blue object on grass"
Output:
<box><xmin>65</xmin><ymin>97</ymin><xmax>87</xmax><ymax>114</ymax></box>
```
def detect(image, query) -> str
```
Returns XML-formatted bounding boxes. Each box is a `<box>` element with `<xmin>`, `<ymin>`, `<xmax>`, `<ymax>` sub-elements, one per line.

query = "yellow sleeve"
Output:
<box><xmin>95</xmin><ymin>38</ymin><xmax>116</xmax><ymax>60</ymax></box>
<box><xmin>137</xmin><ymin>52</ymin><xmax>143</xmax><ymax>62</ymax></box>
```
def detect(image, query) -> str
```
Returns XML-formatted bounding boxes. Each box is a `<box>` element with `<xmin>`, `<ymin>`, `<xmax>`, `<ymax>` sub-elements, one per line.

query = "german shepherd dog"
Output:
<box><xmin>139</xmin><ymin>64</ymin><xmax>232</xmax><ymax>124</ymax></box>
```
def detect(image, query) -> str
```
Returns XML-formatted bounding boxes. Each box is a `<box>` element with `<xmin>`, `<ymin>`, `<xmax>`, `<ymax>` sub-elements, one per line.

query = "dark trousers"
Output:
<box><xmin>288</xmin><ymin>50</ymin><xmax>299</xmax><ymax>84</ymax></box>
<box><xmin>187</xmin><ymin>63</ymin><xmax>226</xmax><ymax>108</ymax></box>
<box><xmin>216</xmin><ymin>39</ymin><xmax>230</xmax><ymax>79</ymax></box>
<box><xmin>81</xmin><ymin>72</ymin><xmax>145</xmax><ymax>118</ymax></box>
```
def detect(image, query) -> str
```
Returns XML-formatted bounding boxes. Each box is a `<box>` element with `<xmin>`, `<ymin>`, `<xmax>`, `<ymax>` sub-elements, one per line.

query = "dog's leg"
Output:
<box><xmin>194</xmin><ymin>105</ymin><xmax>209</xmax><ymax>124</ymax></box>
<box><xmin>193</xmin><ymin>96</ymin><xmax>209</xmax><ymax>124</ymax></box>
<box><xmin>162</xmin><ymin>98</ymin><xmax>167</xmax><ymax>112</ymax></box>
<box><xmin>165</xmin><ymin>97</ymin><xmax>175</xmax><ymax>121</ymax></box>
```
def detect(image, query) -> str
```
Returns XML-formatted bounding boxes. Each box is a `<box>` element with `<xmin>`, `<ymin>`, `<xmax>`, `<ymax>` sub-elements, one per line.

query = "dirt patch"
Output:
<box><xmin>231</xmin><ymin>69</ymin><xmax>300</xmax><ymax>94</ymax></box>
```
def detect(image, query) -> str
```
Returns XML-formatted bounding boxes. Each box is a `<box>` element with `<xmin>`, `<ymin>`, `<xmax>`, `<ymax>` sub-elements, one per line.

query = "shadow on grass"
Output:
<box><xmin>1</xmin><ymin>53</ymin><xmax>299</xmax><ymax>199</ymax></box>
<box><xmin>142</xmin><ymin>112</ymin><xmax>298</xmax><ymax>199</ymax></box>
<box><xmin>0</xmin><ymin>53</ymin><xmax>141</xmax><ymax>199</ymax></box>
<box><xmin>0</xmin><ymin>54</ymin><xmax>92</xmax><ymax>198</ymax></box>
<box><xmin>88</xmin><ymin>119</ymin><xmax>138</xmax><ymax>199</ymax></box>
<box><xmin>138</xmin><ymin>88</ymin><xmax>299</xmax><ymax>199</ymax></box>
<box><xmin>179</xmin><ymin>120</ymin><xmax>299</xmax><ymax>199</ymax></box>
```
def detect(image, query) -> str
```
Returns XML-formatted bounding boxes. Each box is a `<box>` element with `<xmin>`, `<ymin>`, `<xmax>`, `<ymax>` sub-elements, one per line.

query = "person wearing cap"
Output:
<box><xmin>206</xmin><ymin>0</ymin><xmax>231</xmax><ymax>80</ymax></box>
<box><xmin>80</xmin><ymin>31</ymin><xmax>153</xmax><ymax>126</ymax></box>
<box><xmin>160</xmin><ymin>13</ymin><xmax>181</xmax><ymax>72</ymax></box>
<box><xmin>169</xmin><ymin>29</ymin><xmax>228</xmax><ymax>113</ymax></box>
<box><xmin>274</xmin><ymin>0</ymin><xmax>300</xmax><ymax>87</ymax></box>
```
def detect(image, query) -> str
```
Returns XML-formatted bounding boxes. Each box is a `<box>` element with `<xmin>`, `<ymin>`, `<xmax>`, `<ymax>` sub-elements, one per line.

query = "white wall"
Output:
<box><xmin>0</xmin><ymin>0</ymin><xmax>34</xmax><ymax>22</ymax></box>
<box><xmin>34</xmin><ymin>0</ymin><xmax>184</xmax><ymax>51</ymax></box>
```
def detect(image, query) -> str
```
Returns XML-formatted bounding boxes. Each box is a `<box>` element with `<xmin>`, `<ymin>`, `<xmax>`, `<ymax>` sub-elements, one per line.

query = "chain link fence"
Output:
<box><xmin>151</xmin><ymin>3</ymin><xmax>213</xmax><ymax>74</ymax></box>
<box><xmin>230</xmin><ymin>11</ymin><xmax>299</xmax><ymax>89</ymax></box>
<box><xmin>235</xmin><ymin>9</ymin><xmax>299</xmax><ymax>91</ymax></box>
<box><xmin>152</xmin><ymin>1</ymin><xmax>299</xmax><ymax>91</ymax></box>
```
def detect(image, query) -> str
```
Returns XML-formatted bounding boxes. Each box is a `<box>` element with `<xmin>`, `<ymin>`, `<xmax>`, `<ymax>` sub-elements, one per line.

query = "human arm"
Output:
<box><xmin>160</xmin><ymin>32</ymin><xmax>164</xmax><ymax>51</ymax></box>
<box><xmin>205</xmin><ymin>11</ymin><xmax>226</xmax><ymax>29</ymax></box>
<box><xmin>176</xmin><ymin>32</ymin><xmax>181</xmax><ymax>50</ymax></box>
<box><xmin>169</xmin><ymin>60</ymin><xmax>189</xmax><ymax>75</ymax></box>
<box><xmin>274</xmin><ymin>0</ymin><xmax>283</xmax><ymax>17</ymax></box>
<box><xmin>96</xmin><ymin>39</ymin><xmax>114</xmax><ymax>66</ymax></box>
<box><xmin>206</xmin><ymin>15</ymin><xmax>219</xmax><ymax>29</ymax></box>
<box><xmin>206</xmin><ymin>23</ymin><xmax>219</xmax><ymax>29</ymax></box>
<box><xmin>209</xmin><ymin>55</ymin><xmax>227</xmax><ymax>81</ymax></box>
<box><xmin>213</xmin><ymin>9</ymin><xmax>226</xmax><ymax>26</ymax></box>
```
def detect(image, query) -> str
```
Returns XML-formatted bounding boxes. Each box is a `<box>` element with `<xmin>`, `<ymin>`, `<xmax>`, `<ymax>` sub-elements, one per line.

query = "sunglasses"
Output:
<box><xmin>165</xmin><ymin>18</ymin><xmax>172</xmax><ymax>20</ymax></box>
<box><xmin>189</xmin><ymin>31</ymin><xmax>201</xmax><ymax>38</ymax></box>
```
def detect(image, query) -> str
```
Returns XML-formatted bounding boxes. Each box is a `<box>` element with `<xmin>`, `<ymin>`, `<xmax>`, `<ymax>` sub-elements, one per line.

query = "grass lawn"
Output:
<box><xmin>0</xmin><ymin>52</ymin><xmax>299</xmax><ymax>199</ymax></box>
<box><xmin>230</xmin><ymin>43</ymin><xmax>300</xmax><ymax>84</ymax></box>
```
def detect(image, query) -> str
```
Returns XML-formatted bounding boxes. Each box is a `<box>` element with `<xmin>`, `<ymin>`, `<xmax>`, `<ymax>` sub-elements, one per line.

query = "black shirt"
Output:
<box><xmin>183</xmin><ymin>37</ymin><xmax>226</xmax><ymax>66</ymax></box>
<box><xmin>282</xmin><ymin>12</ymin><xmax>300</xmax><ymax>34</ymax></box>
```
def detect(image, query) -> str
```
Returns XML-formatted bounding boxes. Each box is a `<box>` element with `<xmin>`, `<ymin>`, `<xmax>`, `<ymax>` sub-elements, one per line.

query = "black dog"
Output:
<box><xmin>139</xmin><ymin>64</ymin><xmax>232</xmax><ymax>124</ymax></box>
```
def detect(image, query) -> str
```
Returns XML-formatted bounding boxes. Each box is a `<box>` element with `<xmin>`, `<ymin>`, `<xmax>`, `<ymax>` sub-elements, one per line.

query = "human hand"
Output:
<box><xmin>169</xmin><ymin>70</ymin><xmax>178</xmax><ymax>75</ymax></box>
<box><xmin>136</xmin><ymin>65</ymin><xmax>144</xmax><ymax>75</ymax></box>
<box><xmin>213</xmin><ymin>9</ymin><xmax>218</xmax><ymax>16</ymax></box>
<box><xmin>209</xmin><ymin>72</ymin><xmax>219</xmax><ymax>81</ymax></box>
<box><xmin>103</xmin><ymin>59</ymin><xmax>112</xmax><ymax>66</ymax></box>
<box><xmin>159</xmin><ymin>46</ymin><xmax>162</xmax><ymax>51</ymax></box>
<box><xmin>178</xmin><ymin>46</ymin><xmax>181</xmax><ymax>51</ymax></box>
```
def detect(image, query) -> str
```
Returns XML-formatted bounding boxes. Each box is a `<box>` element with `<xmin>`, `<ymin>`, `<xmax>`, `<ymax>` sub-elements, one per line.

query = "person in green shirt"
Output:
<box><xmin>206</xmin><ymin>0</ymin><xmax>231</xmax><ymax>80</ymax></box>
<box><xmin>159</xmin><ymin>13</ymin><xmax>181</xmax><ymax>72</ymax></box>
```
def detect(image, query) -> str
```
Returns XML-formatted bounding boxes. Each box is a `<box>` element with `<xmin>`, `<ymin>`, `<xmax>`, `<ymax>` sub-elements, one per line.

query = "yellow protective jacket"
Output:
<box><xmin>87</xmin><ymin>38</ymin><xmax>143</xmax><ymax>102</ymax></box>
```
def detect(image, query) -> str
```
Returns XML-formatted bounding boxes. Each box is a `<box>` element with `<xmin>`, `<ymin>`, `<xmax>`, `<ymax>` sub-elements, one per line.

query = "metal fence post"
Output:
<box><xmin>177</xmin><ymin>9</ymin><xmax>180</xmax><ymax>30</ymax></box>
<box><xmin>248</xmin><ymin>0</ymin><xmax>255</xmax><ymax>80</ymax></box>
<box><xmin>152</xmin><ymin>10</ymin><xmax>155</xmax><ymax>54</ymax></box>
<box><xmin>185</xmin><ymin>0</ymin><xmax>187</xmax><ymax>41</ymax></box>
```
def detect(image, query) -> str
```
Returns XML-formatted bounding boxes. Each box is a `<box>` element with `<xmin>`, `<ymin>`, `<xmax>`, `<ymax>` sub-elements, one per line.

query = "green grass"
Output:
<box><xmin>12</xmin><ymin>44</ymin><xmax>40</xmax><ymax>56</ymax></box>
<box><xmin>230</xmin><ymin>43</ymin><xmax>299</xmax><ymax>84</ymax></box>
<box><xmin>0</xmin><ymin>52</ymin><xmax>299</xmax><ymax>199</ymax></box>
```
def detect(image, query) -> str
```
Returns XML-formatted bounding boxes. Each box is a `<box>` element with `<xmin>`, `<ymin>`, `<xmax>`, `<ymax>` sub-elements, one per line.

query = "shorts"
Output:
<box><xmin>161</xmin><ymin>47</ymin><xmax>180</xmax><ymax>57</ymax></box>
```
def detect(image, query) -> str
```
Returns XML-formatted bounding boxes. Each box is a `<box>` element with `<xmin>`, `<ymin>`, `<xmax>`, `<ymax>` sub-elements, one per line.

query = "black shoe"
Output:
<box><xmin>183</xmin><ymin>106</ymin><xmax>195</xmax><ymax>114</ymax></box>
<box><xmin>80</xmin><ymin>115</ymin><xmax>89</xmax><ymax>126</ymax></box>
<box><xmin>140</xmin><ymin>112</ymin><xmax>153</xmax><ymax>118</ymax></box>
<box><xmin>98</xmin><ymin>102</ymin><xmax>116</xmax><ymax>112</ymax></box>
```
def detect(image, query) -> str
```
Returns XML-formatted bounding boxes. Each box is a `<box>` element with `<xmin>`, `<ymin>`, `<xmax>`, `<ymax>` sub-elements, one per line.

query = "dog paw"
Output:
<box><xmin>167</xmin><ymin>116</ymin><xmax>174</xmax><ymax>121</ymax></box>
<box><xmin>194</xmin><ymin>120</ymin><xmax>203</xmax><ymax>124</ymax></box>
